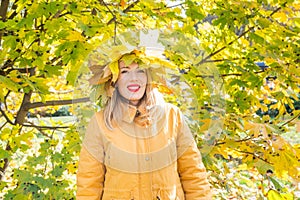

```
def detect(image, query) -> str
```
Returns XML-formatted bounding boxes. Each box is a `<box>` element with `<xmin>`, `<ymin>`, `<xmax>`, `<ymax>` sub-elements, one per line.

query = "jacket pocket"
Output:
<box><xmin>155</xmin><ymin>184</ymin><xmax>184</xmax><ymax>200</ymax></box>
<box><xmin>102</xmin><ymin>188</ymin><xmax>133</xmax><ymax>200</ymax></box>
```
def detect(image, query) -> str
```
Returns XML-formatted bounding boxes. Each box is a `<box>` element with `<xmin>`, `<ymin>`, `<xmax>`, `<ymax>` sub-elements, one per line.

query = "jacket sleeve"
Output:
<box><xmin>76</xmin><ymin>147</ymin><xmax>106</xmax><ymax>200</ymax></box>
<box><xmin>177</xmin><ymin>143</ymin><xmax>212</xmax><ymax>200</ymax></box>
<box><xmin>176</xmin><ymin>111</ymin><xmax>212</xmax><ymax>200</ymax></box>
<box><xmin>76</xmin><ymin>113</ymin><xmax>106</xmax><ymax>200</ymax></box>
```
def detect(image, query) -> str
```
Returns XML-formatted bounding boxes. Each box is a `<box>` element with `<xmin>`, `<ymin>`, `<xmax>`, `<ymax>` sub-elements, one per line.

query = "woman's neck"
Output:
<box><xmin>117</xmin><ymin>88</ymin><xmax>145</xmax><ymax>107</ymax></box>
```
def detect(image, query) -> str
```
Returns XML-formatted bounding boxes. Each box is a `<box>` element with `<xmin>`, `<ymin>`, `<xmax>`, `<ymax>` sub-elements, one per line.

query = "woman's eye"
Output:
<box><xmin>137</xmin><ymin>69</ymin><xmax>145</xmax><ymax>73</ymax></box>
<box><xmin>121</xmin><ymin>70</ymin><xmax>128</xmax><ymax>74</ymax></box>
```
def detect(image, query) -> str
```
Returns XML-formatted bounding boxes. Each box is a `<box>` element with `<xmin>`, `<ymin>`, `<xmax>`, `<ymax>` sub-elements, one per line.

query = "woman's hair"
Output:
<box><xmin>103</xmin><ymin>67</ymin><xmax>165</xmax><ymax>130</ymax></box>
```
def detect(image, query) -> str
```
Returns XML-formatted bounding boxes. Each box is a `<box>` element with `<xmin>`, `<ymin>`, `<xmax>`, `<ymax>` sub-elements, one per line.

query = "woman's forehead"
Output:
<box><xmin>119</xmin><ymin>60</ymin><xmax>139</xmax><ymax>69</ymax></box>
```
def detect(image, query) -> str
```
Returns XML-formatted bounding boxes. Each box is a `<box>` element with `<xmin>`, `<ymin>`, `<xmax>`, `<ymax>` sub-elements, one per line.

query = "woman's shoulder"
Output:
<box><xmin>88</xmin><ymin>110</ymin><xmax>105</xmax><ymax>128</ymax></box>
<box><xmin>94</xmin><ymin>110</ymin><xmax>104</xmax><ymax>117</ymax></box>
<box><xmin>163</xmin><ymin>102</ymin><xmax>181</xmax><ymax>113</ymax></box>
<box><xmin>150</xmin><ymin>102</ymin><xmax>180</xmax><ymax>116</ymax></box>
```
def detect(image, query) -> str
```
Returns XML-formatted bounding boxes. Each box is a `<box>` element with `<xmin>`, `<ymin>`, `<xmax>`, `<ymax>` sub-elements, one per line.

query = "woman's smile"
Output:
<box><xmin>127</xmin><ymin>84</ymin><xmax>141</xmax><ymax>92</ymax></box>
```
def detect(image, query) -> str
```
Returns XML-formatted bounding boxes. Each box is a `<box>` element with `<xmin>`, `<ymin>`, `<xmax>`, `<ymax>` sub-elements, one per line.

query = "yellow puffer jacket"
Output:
<box><xmin>76</xmin><ymin>102</ymin><xmax>212</xmax><ymax>200</ymax></box>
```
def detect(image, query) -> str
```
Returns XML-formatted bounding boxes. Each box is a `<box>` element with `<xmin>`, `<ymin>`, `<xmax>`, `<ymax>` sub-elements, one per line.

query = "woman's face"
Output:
<box><xmin>116</xmin><ymin>60</ymin><xmax>147</xmax><ymax>106</ymax></box>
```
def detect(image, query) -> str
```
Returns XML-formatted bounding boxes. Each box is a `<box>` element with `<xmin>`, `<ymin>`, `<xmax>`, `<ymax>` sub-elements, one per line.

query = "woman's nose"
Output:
<box><xmin>129</xmin><ymin>71</ymin><xmax>138</xmax><ymax>80</ymax></box>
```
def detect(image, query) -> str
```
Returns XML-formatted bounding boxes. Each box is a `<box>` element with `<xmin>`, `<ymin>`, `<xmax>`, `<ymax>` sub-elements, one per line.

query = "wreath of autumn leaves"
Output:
<box><xmin>87</xmin><ymin>48</ymin><xmax>177</xmax><ymax>107</ymax></box>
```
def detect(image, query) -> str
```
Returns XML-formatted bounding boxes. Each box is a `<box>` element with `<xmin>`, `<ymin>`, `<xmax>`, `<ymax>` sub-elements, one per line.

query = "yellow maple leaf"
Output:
<box><xmin>199</xmin><ymin>119</ymin><xmax>212</xmax><ymax>132</ymax></box>
<box><xmin>244</xmin><ymin>121</ymin><xmax>268</xmax><ymax>137</ymax></box>
<box><xmin>108</xmin><ymin>61</ymin><xmax>119</xmax><ymax>83</ymax></box>
<box><xmin>66</xmin><ymin>31</ymin><xmax>85</xmax><ymax>41</ymax></box>
<box><xmin>267</xmin><ymin>190</ymin><xmax>283</xmax><ymax>200</ymax></box>
<box><xmin>273</xmin><ymin>12</ymin><xmax>288</xmax><ymax>23</ymax></box>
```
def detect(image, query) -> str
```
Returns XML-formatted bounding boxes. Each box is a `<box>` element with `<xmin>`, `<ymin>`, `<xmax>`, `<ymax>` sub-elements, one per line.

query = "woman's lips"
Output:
<box><xmin>127</xmin><ymin>84</ymin><xmax>140</xmax><ymax>92</ymax></box>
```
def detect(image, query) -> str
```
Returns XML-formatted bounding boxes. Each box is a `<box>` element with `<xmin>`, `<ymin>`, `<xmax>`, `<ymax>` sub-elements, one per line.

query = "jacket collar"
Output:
<box><xmin>113</xmin><ymin>100</ymin><xmax>166</xmax><ymax>137</ymax></box>
<box><xmin>116</xmin><ymin>100</ymin><xmax>148</xmax><ymax>124</ymax></box>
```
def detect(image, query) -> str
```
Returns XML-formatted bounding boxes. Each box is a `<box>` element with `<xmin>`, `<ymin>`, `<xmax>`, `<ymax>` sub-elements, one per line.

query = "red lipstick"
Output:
<box><xmin>127</xmin><ymin>84</ymin><xmax>140</xmax><ymax>92</ymax></box>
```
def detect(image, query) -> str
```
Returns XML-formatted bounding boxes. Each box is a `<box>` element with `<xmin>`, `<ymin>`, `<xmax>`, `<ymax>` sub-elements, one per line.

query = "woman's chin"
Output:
<box><xmin>128</xmin><ymin>97</ymin><xmax>143</xmax><ymax>105</ymax></box>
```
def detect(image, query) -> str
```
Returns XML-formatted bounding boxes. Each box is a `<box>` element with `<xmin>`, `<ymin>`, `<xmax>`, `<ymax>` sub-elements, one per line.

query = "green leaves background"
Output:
<box><xmin>0</xmin><ymin>0</ymin><xmax>299</xmax><ymax>199</ymax></box>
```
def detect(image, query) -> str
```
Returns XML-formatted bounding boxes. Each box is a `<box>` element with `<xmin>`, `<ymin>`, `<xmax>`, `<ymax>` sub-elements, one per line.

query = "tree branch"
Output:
<box><xmin>203</xmin><ymin>57</ymin><xmax>243</xmax><ymax>63</ymax></box>
<box><xmin>22</xmin><ymin>123</ymin><xmax>70</xmax><ymax>130</ymax></box>
<box><xmin>164</xmin><ymin>2</ymin><xmax>185</xmax><ymax>9</ymax></box>
<box><xmin>0</xmin><ymin>121</ymin><xmax>8</xmax><ymax>130</ymax></box>
<box><xmin>123</xmin><ymin>0</ymin><xmax>140</xmax><ymax>13</ymax></box>
<box><xmin>23</xmin><ymin>97</ymin><xmax>90</xmax><ymax>110</ymax></box>
<box><xmin>197</xmin><ymin>4</ymin><xmax>283</xmax><ymax>65</ymax></box>
<box><xmin>7</xmin><ymin>0</ymin><xmax>19</xmax><ymax>20</ymax></box>
<box><xmin>269</xmin><ymin>5</ymin><xmax>283</xmax><ymax>17</ymax></box>
<box><xmin>16</xmin><ymin>91</ymin><xmax>33</xmax><ymax>125</ymax></box>
<box><xmin>52</xmin><ymin>4</ymin><xmax>68</xmax><ymax>19</ymax></box>
<box><xmin>125</xmin><ymin>2</ymin><xmax>185</xmax><ymax>13</ymax></box>
<box><xmin>0</xmin><ymin>59</ymin><xmax>14</xmax><ymax>71</ymax></box>
<box><xmin>1</xmin><ymin>37</ymin><xmax>40</xmax><ymax>71</ymax></box>
<box><xmin>195</xmin><ymin>70</ymin><xmax>265</xmax><ymax>78</ymax></box>
<box><xmin>236</xmin><ymin>149</ymin><xmax>272</xmax><ymax>164</ymax></box>
<box><xmin>4</xmin><ymin>91</ymin><xmax>10</xmax><ymax>110</ymax></box>
<box><xmin>0</xmin><ymin>105</ymin><xmax>14</xmax><ymax>125</ymax></box>
<box><xmin>215</xmin><ymin>136</ymin><xmax>255</xmax><ymax>146</ymax></box>
<box><xmin>280</xmin><ymin>113</ymin><xmax>300</xmax><ymax>127</ymax></box>
<box><xmin>0</xmin><ymin>143</ymin><xmax>11</xmax><ymax>180</ymax></box>
<box><xmin>198</xmin><ymin>27</ymin><xmax>254</xmax><ymax>65</ymax></box>
<box><xmin>222</xmin><ymin>70</ymin><xmax>265</xmax><ymax>77</ymax></box>
<box><xmin>0</xmin><ymin>67</ymin><xmax>37</xmax><ymax>76</ymax></box>
<box><xmin>99</xmin><ymin>0</ymin><xmax>116</xmax><ymax>25</ymax></box>
<box><xmin>0</xmin><ymin>0</ymin><xmax>9</xmax><ymax>21</ymax></box>
<box><xmin>107</xmin><ymin>0</ymin><xmax>140</xmax><ymax>25</ymax></box>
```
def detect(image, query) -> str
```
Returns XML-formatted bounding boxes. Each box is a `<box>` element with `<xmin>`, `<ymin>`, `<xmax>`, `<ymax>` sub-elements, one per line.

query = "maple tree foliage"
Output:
<box><xmin>0</xmin><ymin>0</ymin><xmax>299</xmax><ymax>199</ymax></box>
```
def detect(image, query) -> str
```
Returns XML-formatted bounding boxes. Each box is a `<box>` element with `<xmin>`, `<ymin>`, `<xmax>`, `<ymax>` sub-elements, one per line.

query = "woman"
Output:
<box><xmin>76</xmin><ymin>51</ymin><xmax>212</xmax><ymax>199</ymax></box>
